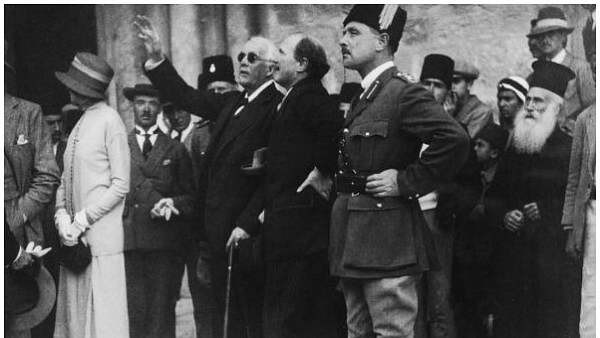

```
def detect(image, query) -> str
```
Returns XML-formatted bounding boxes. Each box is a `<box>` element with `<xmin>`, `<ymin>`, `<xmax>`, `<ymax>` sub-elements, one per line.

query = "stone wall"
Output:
<box><xmin>96</xmin><ymin>4</ymin><xmax>591</xmax><ymax>129</ymax></box>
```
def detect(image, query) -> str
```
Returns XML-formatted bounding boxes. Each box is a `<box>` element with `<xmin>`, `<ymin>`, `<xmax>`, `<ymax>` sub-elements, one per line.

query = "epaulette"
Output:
<box><xmin>394</xmin><ymin>71</ymin><xmax>419</xmax><ymax>84</ymax></box>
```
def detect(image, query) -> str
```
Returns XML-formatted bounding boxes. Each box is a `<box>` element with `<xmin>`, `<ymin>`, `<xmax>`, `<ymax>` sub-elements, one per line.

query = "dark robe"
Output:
<box><xmin>485</xmin><ymin>128</ymin><xmax>581</xmax><ymax>338</ymax></box>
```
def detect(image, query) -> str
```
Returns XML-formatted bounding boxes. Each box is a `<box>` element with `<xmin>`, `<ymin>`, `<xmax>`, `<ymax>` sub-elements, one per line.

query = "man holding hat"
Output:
<box><xmin>486</xmin><ymin>60</ymin><xmax>581</xmax><ymax>338</ymax></box>
<box><xmin>496</xmin><ymin>76</ymin><xmax>529</xmax><ymax>132</ymax></box>
<box><xmin>450</xmin><ymin>60</ymin><xmax>493</xmax><ymax>138</ymax></box>
<box><xmin>526</xmin><ymin>6</ymin><xmax>595</xmax><ymax>135</ymax></box>
<box><xmin>53</xmin><ymin>52</ymin><xmax>130</xmax><ymax>338</ymax></box>
<box><xmin>4</xmin><ymin>40</ymin><xmax>60</xmax><ymax>258</ymax></box>
<box><xmin>121</xmin><ymin>83</ymin><xmax>195</xmax><ymax>338</ymax></box>
<box><xmin>329</xmin><ymin>5</ymin><xmax>469</xmax><ymax>337</ymax></box>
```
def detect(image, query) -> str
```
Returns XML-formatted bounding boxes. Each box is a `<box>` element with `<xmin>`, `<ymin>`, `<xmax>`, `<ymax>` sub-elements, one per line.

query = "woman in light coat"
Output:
<box><xmin>53</xmin><ymin>52</ymin><xmax>130</xmax><ymax>338</ymax></box>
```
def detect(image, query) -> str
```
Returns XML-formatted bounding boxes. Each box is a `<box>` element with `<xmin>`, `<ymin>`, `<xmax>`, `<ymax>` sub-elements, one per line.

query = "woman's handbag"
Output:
<box><xmin>59</xmin><ymin>237</ymin><xmax>91</xmax><ymax>273</ymax></box>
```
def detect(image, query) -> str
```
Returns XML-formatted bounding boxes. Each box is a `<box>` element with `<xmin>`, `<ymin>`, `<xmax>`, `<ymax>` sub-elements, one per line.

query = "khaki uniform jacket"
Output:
<box><xmin>329</xmin><ymin>67</ymin><xmax>470</xmax><ymax>279</ymax></box>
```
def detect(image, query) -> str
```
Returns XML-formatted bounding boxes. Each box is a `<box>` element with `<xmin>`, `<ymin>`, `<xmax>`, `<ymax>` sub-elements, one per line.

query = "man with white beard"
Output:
<box><xmin>485</xmin><ymin>60</ymin><xmax>581</xmax><ymax>338</ymax></box>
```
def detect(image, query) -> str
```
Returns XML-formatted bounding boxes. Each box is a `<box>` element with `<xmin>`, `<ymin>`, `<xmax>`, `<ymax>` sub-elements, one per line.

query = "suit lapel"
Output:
<box><xmin>587</xmin><ymin>107</ymin><xmax>595</xmax><ymax>170</ymax></box>
<box><xmin>212</xmin><ymin>84</ymin><xmax>278</xmax><ymax>160</ymax></box>
<box><xmin>128</xmin><ymin>132</ymin><xmax>147</xmax><ymax>190</ymax></box>
<box><xmin>4</xmin><ymin>96</ymin><xmax>21</xmax><ymax>155</ymax></box>
<box><xmin>145</xmin><ymin>132</ymin><xmax>171</xmax><ymax>170</ymax></box>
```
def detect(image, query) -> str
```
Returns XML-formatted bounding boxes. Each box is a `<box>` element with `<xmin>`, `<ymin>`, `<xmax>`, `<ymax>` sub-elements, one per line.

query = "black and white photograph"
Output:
<box><xmin>3</xmin><ymin>4</ymin><xmax>596</xmax><ymax>338</ymax></box>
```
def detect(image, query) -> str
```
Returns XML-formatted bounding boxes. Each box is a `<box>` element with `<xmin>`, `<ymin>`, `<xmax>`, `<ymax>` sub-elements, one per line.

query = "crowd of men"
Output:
<box><xmin>4</xmin><ymin>4</ymin><xmax>596</xmax><ymax>338</ymax></box>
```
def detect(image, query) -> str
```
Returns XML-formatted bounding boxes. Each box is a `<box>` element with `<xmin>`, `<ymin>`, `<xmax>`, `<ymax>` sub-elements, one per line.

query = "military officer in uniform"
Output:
<box><xmin>329</xmin><ymin>5</ymin><xmax>470</xmax><ymax>337</ymax></box>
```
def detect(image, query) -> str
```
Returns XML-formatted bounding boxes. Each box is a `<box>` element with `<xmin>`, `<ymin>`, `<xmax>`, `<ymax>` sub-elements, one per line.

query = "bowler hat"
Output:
<box><xmin>55</xmin><ymin>53</ymin><xmax>114</xmax><ymax>99</ymax></box>
<box><xmin>197</xmin><ymin>55</ymin><xmax>236</xmax><ymax>90</ymax></box>
<box><xmin>527</xmin><ymin>6</ymin><xmax>574</xmax><ymax>37</ymax></box>
<box><xmin>529</xmin><ymin>60</ymin><xmax>575</xmax><ymax>98</ymax></box>
<box><xmin>123</xmin><ymin>83</ymin><xmax>161</xmax><ymax>101</ymax></box>
<box><xmin>5</xmin><ymin>266</ymin><xmax>56</xmax><ymax>331</ymax></box>
<box><xmin>453</xmin><ymin>60</ymin><xmax>480</xmax><ymax>80</ymax></box>
<box><xmin>343</xmin><ymin>5</ymin><xmax>407</xmax><ymax>53</ymax></box>
<box><xmin>420</xmin><ymin>54</ymin><xmax>454</xmax><ymax>89</ymax></box>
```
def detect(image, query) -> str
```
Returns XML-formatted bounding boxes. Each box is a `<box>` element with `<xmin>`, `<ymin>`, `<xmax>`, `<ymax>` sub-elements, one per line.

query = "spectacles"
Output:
<box><xmin>237</xmin><ymin>52</ymin><xmax>277</xmax><ymax>64</ymax></box>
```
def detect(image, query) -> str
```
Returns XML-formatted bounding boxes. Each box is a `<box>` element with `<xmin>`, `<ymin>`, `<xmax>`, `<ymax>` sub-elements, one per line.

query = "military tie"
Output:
<box><xmin>174</xmin><ymin>132</ymin><xmax>181</xmax><ymax>143</ymax></box>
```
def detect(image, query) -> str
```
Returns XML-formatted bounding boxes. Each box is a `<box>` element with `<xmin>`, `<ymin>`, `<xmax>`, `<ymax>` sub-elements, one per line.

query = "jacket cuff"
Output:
<box><xmin>18</xmin><ymin>199</ymin><xmax>37</xmax><ymax>225</ymax></box>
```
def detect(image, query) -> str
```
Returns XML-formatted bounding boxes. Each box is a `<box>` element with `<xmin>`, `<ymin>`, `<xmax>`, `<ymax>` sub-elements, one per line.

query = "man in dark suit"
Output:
<box><xmin>136</xmin><ymin>16</ymin><xmax>283</xmax><ymax>338</ymax></box>
<box><xmin>328</xmin><ymin>5</ymin><xmax>470</xmax><ymax>337</ymax></box>
<box><xmin>239</xmin><ymin>34</ymin><xmax>343</xmax><ymax>338</ymax></box>
<box><xmin>122</xmin><ymin>84</ymin><xmax>195</xmax><ymax>338</ymax></box>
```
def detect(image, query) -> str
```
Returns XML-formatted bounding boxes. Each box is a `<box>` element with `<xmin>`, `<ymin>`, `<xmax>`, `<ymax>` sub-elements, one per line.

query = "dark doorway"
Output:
<box><xmin>5</xmin><ymin>5</ymin><xmax>97</xmax><ymax>115</ymax></box>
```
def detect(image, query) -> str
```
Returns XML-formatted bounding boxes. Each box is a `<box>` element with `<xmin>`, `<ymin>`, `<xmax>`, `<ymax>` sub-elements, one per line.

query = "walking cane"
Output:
<box><xmin>223</xmin><ymin>243</ymin><xmax>236</xmax><ymax>338</ymax></box>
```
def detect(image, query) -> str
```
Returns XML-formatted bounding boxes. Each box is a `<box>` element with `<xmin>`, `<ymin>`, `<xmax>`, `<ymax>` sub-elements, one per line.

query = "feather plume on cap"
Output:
<box><xmin>379</xmin><ymin>4</ymin><xmax>399</xmax><ymax>30</ymax></box>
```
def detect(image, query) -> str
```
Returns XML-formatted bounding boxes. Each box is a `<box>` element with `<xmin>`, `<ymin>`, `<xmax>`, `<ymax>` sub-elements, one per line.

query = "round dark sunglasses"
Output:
<box><xmin>237</xmin><ymin>52</ymin><xmax>277</xmax><ymax>64</ymax></box>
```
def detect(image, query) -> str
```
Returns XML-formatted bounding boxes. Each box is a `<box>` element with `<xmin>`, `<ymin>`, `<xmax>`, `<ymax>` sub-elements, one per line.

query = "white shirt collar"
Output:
<box><xmin>361</xmin><ymin>61</ymin><xmax>395</xmax><ymax>92</ymax></box>
<box><xmin>247</xmin><ymin>80</ymin><xmax>274</xmax><ymax>102</ymax></box>
<box><xmin>135</xmin><ymin>124</ymin><xmax>159</xmax><ymax>135</ymax></box>
<box><xmin>550</xmin><ymin>49</ymin><xmax>566</xmax><ymax>64</ymax></box>
<box><xmin>170</xmin><ymin>121</ymin><xmax>195</xmax><ymax>142</ymax></box>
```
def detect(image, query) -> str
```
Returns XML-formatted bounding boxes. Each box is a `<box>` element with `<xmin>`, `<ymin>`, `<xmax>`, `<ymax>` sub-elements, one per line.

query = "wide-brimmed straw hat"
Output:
<box><xmin>527</xmin><ymin>6</ymin><xmax>574</xmax><ymax>37</ymax></box>
<box><xmin>55</xmin><ymin>53</ymin><xmax>114</xmax><ymax>99</ymax></box>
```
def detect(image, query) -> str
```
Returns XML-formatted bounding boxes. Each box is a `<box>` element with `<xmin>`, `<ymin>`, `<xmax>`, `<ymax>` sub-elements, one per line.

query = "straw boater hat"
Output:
<box><xmin>55</xmin><ymin>53</ymin><xmax>114</xmax><ymax>99</ymax></box>
<box><xmin>527</xmin><ymin>6</ymin><xmax>574</xmax><ymax>37</ymax></box>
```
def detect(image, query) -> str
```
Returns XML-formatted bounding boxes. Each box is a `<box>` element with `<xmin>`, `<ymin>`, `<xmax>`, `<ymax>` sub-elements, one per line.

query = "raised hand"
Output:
<box><xmin>134</xmin><ymin>14</ymin><xmax>163</xmax><ymax>62</ymax></box>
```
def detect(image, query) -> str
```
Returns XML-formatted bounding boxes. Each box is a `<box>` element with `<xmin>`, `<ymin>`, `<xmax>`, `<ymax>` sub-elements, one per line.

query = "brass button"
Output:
<box><xmin>365</xmin><ymin>132</ymin><xmax>370</xmax><ymax>136</ymax></box>
<box><xmin>376</xmin><ymin>203</ymin><xmax>382</xmax><ymax>208</ymax></box>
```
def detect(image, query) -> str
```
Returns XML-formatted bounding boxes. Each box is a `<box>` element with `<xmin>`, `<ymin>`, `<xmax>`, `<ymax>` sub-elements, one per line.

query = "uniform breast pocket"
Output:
<box><xmin>348</xmin><ymin>119</ymin><xmax>389</xmax><ymax>168</ymax></box>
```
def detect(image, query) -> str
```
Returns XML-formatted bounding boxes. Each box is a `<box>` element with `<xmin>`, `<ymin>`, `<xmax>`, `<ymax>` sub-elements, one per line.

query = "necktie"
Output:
<box><xmin>174</xmin><ymin>132</ymin><xmax>181</xmax><ymax>142</ymax></box>
<box><xmin>142</xmin><ymin>134</ymin><xmax>152</xmax><ymax>159</ymax></box>
<box><xmin>135</xmin><ymin>129</ymin><xmax>157</xmax><ymax>160</ymax></box>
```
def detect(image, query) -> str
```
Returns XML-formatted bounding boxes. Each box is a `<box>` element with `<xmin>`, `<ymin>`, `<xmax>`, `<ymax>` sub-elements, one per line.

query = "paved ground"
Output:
<box><xmin>175</xmin><ymin>268</ymin><xmax>197</xmax><ymax>338</ymax></box>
